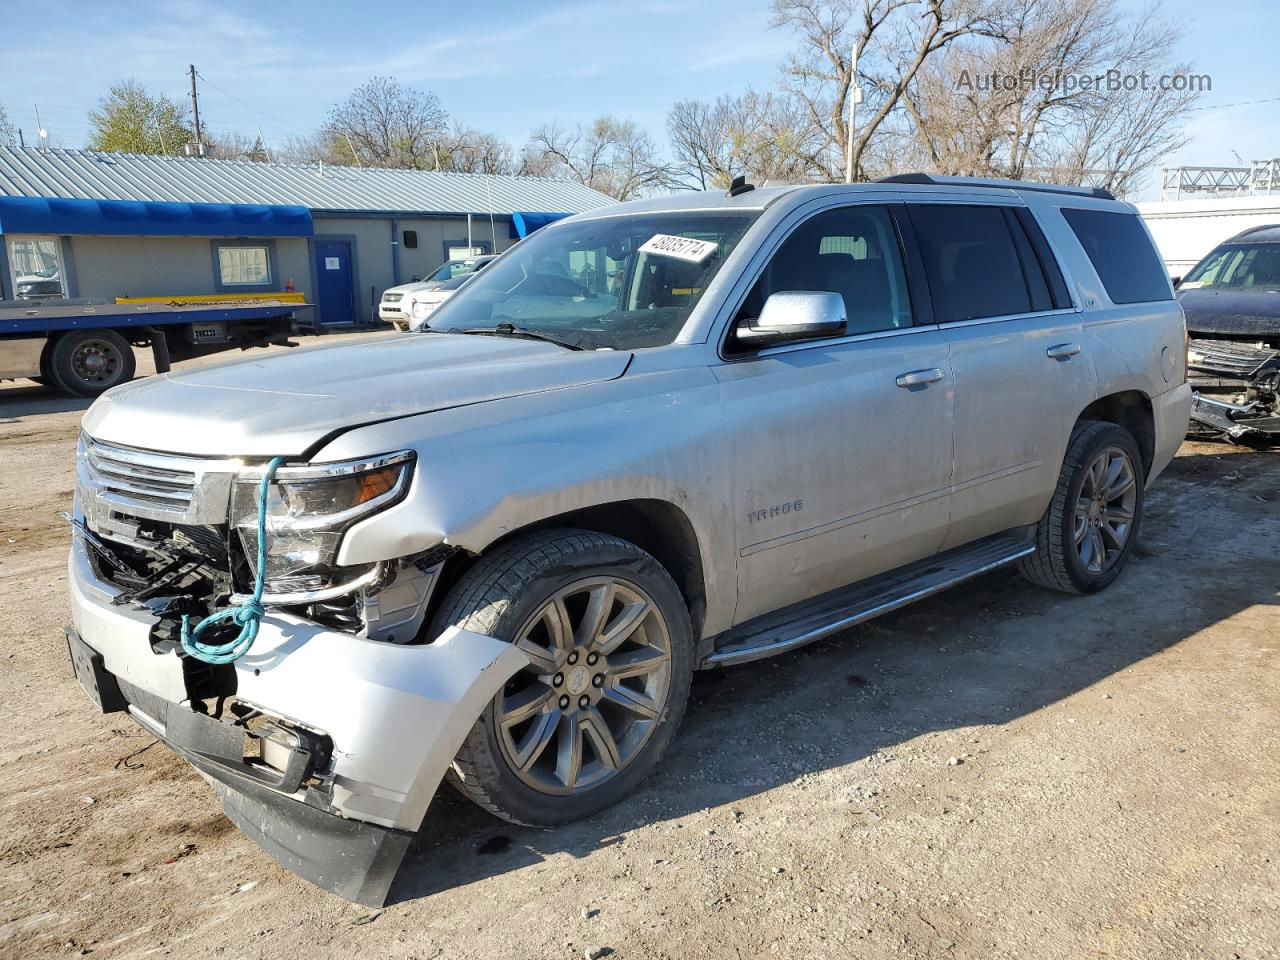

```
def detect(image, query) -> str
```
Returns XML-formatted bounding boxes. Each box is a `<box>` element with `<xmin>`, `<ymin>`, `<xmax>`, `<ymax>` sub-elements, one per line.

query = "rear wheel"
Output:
<box><xmin>434</xmin><ymin>529</ymin><xmax>694</xmax><ymax>826</ymax></box>
<box><xmin>1019</xmin><ymin>420</ymin><xmax>1145</xmax><ymax>594</ymax></box>
<box><xmin>49</xmin><ymin>330</ymin><xmax>136</xmax><ymax>397</ymax></box>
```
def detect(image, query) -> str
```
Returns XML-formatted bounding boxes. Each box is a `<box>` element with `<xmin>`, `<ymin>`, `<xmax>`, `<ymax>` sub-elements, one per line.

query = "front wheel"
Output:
<box><xmin>433</xmin><ymin>529</ymin><xmax>694</xmax><ymax>826</ymax></box>
<box><xmin>1019</xmin><ymin>420</ymin><xmax>1145</xmax><ymax>594</ymax></box>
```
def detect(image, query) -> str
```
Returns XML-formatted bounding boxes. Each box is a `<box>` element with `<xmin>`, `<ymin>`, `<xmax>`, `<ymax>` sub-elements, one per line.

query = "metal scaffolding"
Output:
<box><xmin>1160</xmin><ymin>159</ymin><xmax>1280</xmax><ymax>199</ymax></box>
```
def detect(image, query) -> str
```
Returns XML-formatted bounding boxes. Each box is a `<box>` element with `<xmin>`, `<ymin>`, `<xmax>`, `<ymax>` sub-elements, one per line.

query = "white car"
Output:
<box><xmin>378</xmin><ymin>255</ymin><xmax>497</xmax><ymax>329</ymax></box>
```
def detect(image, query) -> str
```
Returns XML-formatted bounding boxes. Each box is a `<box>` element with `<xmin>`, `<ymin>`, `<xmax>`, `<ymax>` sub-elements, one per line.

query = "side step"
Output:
<box><xmin>703</xmin><ymin>533</ymin><xmax>1035</xmax><ymax>668</ymax></box>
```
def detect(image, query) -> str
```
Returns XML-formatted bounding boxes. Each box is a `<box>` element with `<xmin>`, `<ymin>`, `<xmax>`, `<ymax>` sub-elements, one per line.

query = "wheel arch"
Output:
<box><xmin>1078</xmin><ymin>390</ymin><xmax>1155</xmax><ymax>476</ymax></box>
<box><xmin>434</xmin><ymin>498</ymin><xmax>709</xmax><ymax>652</ymax></box>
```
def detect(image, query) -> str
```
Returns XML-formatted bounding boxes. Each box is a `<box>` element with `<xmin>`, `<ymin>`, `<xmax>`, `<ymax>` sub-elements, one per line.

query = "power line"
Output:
<box><xmin>1187</xmin><ymin>95</ymin><xmax>1280</xmax><ymax>112</ymax></box>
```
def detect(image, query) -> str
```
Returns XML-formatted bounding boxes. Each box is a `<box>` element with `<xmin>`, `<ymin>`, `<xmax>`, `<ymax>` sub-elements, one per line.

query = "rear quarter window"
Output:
<box><xmin>1061</xmin><ymin>208</ymin><xmax>1172</xmax><ymax>304</ymax></box>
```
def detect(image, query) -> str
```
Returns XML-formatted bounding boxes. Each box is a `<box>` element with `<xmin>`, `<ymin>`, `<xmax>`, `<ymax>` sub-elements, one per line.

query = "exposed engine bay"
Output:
<box><xmin>1187</xmin><ymin>337</ymin><xmax>1280</xmax><ymax>441</ymax></box>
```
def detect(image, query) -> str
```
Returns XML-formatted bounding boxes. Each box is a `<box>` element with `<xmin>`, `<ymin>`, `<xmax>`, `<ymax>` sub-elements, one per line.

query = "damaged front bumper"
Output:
<box><xmin>66</xmin><ymin>534</ymin><xmax>528</xmax><ymax>905</ymax></box>
<box><xmin>1187</xmin><ymin>338</ymin><xmax>1280</xmax><ymax>440</ymax></box>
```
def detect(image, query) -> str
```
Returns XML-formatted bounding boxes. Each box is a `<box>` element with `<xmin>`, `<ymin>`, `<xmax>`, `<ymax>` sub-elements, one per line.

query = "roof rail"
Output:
<box><xmin>875</xmin><ymin>173</ymin><xmax>1115</xmax><ymax>202</ymax></box>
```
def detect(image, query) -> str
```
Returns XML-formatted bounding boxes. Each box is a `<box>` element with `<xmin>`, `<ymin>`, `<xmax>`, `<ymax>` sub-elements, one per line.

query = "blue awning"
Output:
<box><xmin>0</xmin><ymin>196</ymin><xmax>314</xmax><ymax>238</ymax></box>
<box><xmin>510</xmin><ymin>211</ymin><xmax>572</xmax><ymax>239</ymax></box>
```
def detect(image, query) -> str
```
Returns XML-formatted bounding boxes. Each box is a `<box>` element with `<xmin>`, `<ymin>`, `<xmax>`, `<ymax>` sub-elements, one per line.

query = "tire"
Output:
<box><xmin>49</xmin><ymin>330</ymin><xmax>136</xmax><ymax>398</ymax></box>
<box><xmin>433</xmin><ymin>528</ymin><xmax>694</xmax><ymax>827</ymax></box>
<box><xmin>1018</xmin><ymin>420</ymin><xmax>1145</xmax><ymax>595</ymax></box>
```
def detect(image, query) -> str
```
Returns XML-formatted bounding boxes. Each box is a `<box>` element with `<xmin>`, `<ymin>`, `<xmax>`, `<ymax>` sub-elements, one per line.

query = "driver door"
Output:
<box><xmin>713</xmin><ymin>203</ymin><xmax>955</xmax><ymax>625</ymax></box>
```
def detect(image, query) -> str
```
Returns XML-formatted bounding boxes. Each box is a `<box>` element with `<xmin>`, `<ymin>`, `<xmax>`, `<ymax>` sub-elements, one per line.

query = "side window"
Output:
<box><xmin>1013</xmin><ymin>207</ymin><xmax>1072</xmax><ymax>309</ymax></box>
<box><xmin>733</xmin><ymin>205</ymin><xmax>913</xmax><ymax>342</ymax></box>
<box><xmin>907</xmin><ymin>204</ymin><xmax>1031</xmax><ymax>323</ymax></box>
<box><xmin>1060</xmin><ymin>208</ymin><xmax>1173</xmax><ymax>304</ymax></box>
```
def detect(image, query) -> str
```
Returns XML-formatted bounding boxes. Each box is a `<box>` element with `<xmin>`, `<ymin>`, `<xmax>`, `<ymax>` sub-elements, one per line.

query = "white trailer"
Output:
<box><xmin>1137</xmin><ymin>194</ymin><xmax>1280</xmax><ymax>278</ymax></box>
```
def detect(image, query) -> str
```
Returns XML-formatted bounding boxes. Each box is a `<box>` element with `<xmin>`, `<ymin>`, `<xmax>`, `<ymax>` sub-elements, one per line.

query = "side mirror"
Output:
<box><xmin>1170</xmin><ymin>275</ymin><xmax>1183</xmax><ymax>289</ymax></box>
<box><xmin>737</xmin><ymin>291</ymin><xmax>847</xmax><ymax>346</ymax></box>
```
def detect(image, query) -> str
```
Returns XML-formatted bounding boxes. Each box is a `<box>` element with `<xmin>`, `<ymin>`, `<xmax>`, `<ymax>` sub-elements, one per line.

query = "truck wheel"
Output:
<box><xmin>434</xmin><ymin>529</ymin><xmax>694</xmax><ymax>827</ymax></box>
<box><xmin>49</xmin><ymin>330</ymin><xmax>136</xmax><ymax>397</ymax></box>
<box><xmin>1018</xmin><ymin>420</ymin><xmax>1145</xmax><ymax>595</ymax></box>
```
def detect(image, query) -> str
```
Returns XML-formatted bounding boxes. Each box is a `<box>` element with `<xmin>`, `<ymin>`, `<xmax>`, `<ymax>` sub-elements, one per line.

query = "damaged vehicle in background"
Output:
<box><xmin>1179</xmin><ymin>224</ymin><xmax>1280</xmax><ymax>440</ymax></box>
<box><xmin>65</xmin><ymin>175</ymin><xmax>1190</xmax><ymax>906</ymax></box>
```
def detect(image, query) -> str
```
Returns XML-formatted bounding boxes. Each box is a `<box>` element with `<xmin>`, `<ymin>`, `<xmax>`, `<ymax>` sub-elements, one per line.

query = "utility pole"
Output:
<box><xmin>188</xmin><ymin>64</ymin><xmax>204</xmax><ymax>156</ymax></box>
<box><xmin>844</xmin><ymin>41</ymin><xmax>861</xmax><ymax>184</ymax></box>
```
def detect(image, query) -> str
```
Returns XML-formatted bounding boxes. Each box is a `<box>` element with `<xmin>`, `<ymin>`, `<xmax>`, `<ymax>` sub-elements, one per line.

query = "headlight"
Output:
<box><xmin>232</xmin><ymin>451</ymin><xmax>413</xmax><ymax>600</ymax></box>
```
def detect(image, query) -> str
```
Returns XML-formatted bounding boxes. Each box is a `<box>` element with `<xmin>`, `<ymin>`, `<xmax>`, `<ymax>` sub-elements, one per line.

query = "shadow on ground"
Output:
<box><xmin>387</xmin><ymin>447</ymin><xmax>1279</xmax><ymax>904</ymax></box>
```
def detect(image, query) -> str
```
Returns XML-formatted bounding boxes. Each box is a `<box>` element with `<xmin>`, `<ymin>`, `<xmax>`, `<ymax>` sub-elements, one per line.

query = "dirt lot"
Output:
<box><xmin>1</xmin><ymin>337</ymin><xmax>1277</xmax><ymax>960</ymax></box>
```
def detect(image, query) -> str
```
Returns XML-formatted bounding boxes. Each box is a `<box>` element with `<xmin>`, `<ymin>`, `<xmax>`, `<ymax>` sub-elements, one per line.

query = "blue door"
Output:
<box><xmin>314</xmin><ymin>238</ymin><xmax>356</xmax><ymax>324</ymax></box>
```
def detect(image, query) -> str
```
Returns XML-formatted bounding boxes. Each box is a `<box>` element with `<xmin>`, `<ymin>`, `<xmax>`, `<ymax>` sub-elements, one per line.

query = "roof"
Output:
<box><xmin>0</xmin><ymin>146</ymin><xmax>614</xmax><ymax>218</ymax></box>
<box><xmin>1227</xmin><ymin>223</ymin><xmax>1280</xmax><ymax>243</ymax></box>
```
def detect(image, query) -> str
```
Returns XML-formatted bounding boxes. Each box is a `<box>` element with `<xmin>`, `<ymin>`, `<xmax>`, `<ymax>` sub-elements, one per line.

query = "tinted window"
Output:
<box><xmin>1182</xmin><ymin>242</ymin><xmax>1280</xmax><ymax>291</ymax></box>
<box><xmin>1061</xmin><ymin>208</ymin><xmax>1172</xmax><ymax>304</ymax></box>
<box><xmin>908</xmin><ymin>205</ymin><xmax>1031</xmax><ymax>322</ymax></box>
<box><xmin>1013</xmin><ymin>207</ymin><xmax>1072</xmax><ymax>309</ymax></box>
<box><xmin>734</xmin><ymin>205</ymin><xmax>912</xmax><ymax>340</ymax></box>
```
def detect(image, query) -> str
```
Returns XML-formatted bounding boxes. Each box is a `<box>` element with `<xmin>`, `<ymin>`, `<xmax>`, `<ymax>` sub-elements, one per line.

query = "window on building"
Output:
<box><xmin>907</xmin><ymin>204</ymin><xmax>1031</xmax><ymax>323</ymax></box>
<box><xmin>7</xmin><ymin>235</ymin><xmax>66</xmax><ymax>299</ymax></box>
<box><xmin>1061</xmin><ymin>208</ymin><xmax>1173</xmax><ymax>304</ymax></box>
<box><xmin>216</xmin><ymin>245</ymin><xmax>272</xmax><ymax>286</ymax></box>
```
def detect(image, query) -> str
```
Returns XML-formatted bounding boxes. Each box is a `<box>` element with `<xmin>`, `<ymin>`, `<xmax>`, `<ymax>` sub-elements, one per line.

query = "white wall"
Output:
<box><xmin>1136</xmin><ymin>195</ymin><xmax>1280</xmax><ymax>276</ymax></box>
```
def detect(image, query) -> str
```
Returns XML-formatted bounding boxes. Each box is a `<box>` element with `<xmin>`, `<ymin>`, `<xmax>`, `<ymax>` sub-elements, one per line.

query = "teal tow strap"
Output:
<box><xmin>180</xmin><ymin>456</ymin><xmax>284</xmax><ymax>665</ymax></box>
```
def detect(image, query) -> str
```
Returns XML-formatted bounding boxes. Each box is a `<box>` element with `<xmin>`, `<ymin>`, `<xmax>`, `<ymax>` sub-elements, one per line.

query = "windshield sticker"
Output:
<box><xmin>639</xmin><ymin>234</ymin><xmax>719</xmax><ymax>264</ymax></box>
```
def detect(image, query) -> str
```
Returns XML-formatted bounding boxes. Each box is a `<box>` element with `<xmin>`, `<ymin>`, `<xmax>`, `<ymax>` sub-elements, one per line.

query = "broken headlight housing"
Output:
<box><xmin>231</xmin><ymin>451</ymin><xmax>414</xmax><ymax>602</ymax></box>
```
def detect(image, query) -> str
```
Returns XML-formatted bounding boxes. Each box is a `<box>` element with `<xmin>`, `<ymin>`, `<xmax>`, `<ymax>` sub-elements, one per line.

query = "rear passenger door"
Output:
<box><xmin>905</xmin><ymin>201</ymin><xmax>1096</xmax><ymax>549</ymax></box>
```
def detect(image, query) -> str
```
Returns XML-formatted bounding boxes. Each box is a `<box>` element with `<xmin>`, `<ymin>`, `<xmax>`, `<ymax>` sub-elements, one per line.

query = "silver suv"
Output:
<box><xmin>65</xmin><ymin>175</ymin><xmax>1191</xmax><ymax>904</ymax></box>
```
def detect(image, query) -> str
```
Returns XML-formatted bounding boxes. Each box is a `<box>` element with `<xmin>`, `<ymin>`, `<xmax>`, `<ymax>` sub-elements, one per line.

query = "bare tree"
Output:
<box><xmin>771</xmin><ymin>0</ymin><xmax>1010</xmax><ymax>181</ymax></box>
<box><xmin>439</xmin><ymin>126</ymin><xmax>515</xmax><ymax>174</ymax></box>
<box><xmin>0</xmin><ymin>105</ymin><xmax>16</xmax><ymax>146</ymax></box>
<box><xmin>526</xmin><ymin>117</ymin><xmax>670</xmax><ymax>199</ymax></box>
<box><xmin>321</xmin><ymin>76</ymin><xmax>449</xmax><ymax>169</ymax></box>
<box><xmin>902</xmin><ymin>0</ymin><xmax>1201</xmax><ymax>194</ymax></box>
<box><xmin>667</xmin><ymin>91</ymin><xmax>824</xmax><ymax>189</ymax></box>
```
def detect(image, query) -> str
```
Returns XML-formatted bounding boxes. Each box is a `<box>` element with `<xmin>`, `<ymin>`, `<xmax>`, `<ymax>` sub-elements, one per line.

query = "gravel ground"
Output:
<box><xmin>1</xmin><ymin>336</ymin><xmax>1277</xmax><ymax>960</ymax></box>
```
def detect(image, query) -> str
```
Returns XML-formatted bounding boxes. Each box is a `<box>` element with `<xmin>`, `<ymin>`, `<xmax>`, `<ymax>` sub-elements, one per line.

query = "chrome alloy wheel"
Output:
<box><xmin>494</xmin><ymin>577</ymin><xmax>673</xmax><ymax>795</ymax></box>
<box><xmin>1074</xmin><ymin>446</ymin><xmax>1138</xmax><ymax>575</ymax></box>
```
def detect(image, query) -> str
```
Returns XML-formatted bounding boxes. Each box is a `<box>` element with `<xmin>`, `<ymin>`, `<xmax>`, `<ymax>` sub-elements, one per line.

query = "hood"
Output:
<box><xmin>1178</xmin><ymin>288</ymin><xmax>1280</xmax><ymax>338</ymax></box>
<box><xmin>385</xmin><ymin>279</ymin><xmax>446</xmax><ymax>297</ymax></box>
<box><xmin>82</xmin><ymin>334</ymin><xmax>632</xmax><ymax>458</ymax></box>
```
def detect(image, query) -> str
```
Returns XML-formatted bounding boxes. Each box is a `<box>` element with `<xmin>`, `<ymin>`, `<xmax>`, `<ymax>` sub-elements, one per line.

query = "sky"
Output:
<box><xmin>0</xmin><ymin>0</ymin><xmax>1276</xmax><ymax>200</ymax></box>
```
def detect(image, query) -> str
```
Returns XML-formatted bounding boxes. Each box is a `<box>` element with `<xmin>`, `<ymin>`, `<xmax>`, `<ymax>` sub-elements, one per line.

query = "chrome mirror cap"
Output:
<box><xmin>738</xmin><ymin>291</ymin><xmax>847</xmax><ymax>344</ymax></box>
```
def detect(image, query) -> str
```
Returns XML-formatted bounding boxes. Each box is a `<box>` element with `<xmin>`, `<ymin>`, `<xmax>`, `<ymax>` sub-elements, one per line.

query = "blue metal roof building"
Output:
<box><xmin>0</xmin><ymin>146</ymin><xmax>613</xmax><ymax>324</ymax></box>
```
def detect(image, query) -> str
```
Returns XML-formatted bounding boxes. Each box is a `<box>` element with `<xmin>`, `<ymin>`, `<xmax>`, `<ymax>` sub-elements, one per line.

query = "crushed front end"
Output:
<box><xmin>1187</xmin><ymin>337</ymin><xmax>1280</xmax><ymax>440</ymax></box>
<box><xmin>65</xmin><ymin>434</ymin><xmax>527</xmax><ymax>904</ymax></box>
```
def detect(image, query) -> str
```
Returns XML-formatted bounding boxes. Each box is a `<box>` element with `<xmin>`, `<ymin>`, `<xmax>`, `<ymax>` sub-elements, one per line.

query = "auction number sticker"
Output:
<box><xmin>639</xmin><ymin>234</ymin><xmax>718</xmax><ymax>264</ymax></box>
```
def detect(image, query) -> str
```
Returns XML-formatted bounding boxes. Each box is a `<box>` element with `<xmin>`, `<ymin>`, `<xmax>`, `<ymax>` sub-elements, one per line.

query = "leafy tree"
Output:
<box><xmin>88</xmin><ymin>79</ymin><xmax>193</xmax><ymax>155</ymax></box>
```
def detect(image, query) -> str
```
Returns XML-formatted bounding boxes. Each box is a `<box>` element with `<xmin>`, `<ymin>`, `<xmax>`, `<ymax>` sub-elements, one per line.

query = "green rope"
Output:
<box><xmin>180</xmin><ymin>456</ymin><xmax>284</xmax><ymax>665</ymax></box>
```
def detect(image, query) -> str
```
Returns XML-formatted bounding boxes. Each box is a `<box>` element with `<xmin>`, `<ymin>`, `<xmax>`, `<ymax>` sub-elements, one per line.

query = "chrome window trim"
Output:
<box><xmin>938</xmin><ymin>306</ymin><xmax>1080</xmax><ymax>330</ymax></box>
<box><xmin>725</xmin><ymin>320</ymin><xmax>945</xmax><ymax>362</ymax></box>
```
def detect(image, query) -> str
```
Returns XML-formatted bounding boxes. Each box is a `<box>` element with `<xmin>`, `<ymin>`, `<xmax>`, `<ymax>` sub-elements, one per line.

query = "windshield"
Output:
<box><xmin>425</xmin><ymin>212</ymin><xmax>758</xmax><ymax>349</ymax></box>
<box><xmin>428</xmin><ymin>258</ymin><xmax>487</xmax><ymax>282</ymax></box>
<box><xmin>1182</xmin><ymin>242</ymin><xmax>1280</xmax><ymax>292</ymax></box>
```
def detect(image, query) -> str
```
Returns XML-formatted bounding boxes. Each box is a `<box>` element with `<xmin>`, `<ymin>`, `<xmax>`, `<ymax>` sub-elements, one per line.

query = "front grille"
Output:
<box><xmin>381</xmin><ymin>292</ymin><xmax>404</xmax><ymax>304</ymax></box>
<box><xmin>1188</xmin><ymin>338</ymin><xmax>1278</xmax><ymax>377</ymax></box>
<box><xmin>86</xmin><ymin>441</ymin><xmax>197</xmax><ymax>511</ymax></box>
<box><xmin>79</xmin><ymin>438</ymin><xmax>237</xmax><ymax>526</ymax></box>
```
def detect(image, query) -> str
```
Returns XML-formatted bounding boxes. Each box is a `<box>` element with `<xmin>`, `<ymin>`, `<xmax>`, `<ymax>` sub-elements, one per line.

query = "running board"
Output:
<box><xmin>703</xmin><ymin>533</ymin><xmax>1035</xmax><ymax>668</ymax></box>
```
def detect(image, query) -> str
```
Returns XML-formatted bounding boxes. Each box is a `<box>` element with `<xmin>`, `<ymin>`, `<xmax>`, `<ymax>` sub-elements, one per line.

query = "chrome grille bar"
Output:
<box><xmin>78</xmin><ymin>437</ymin><xmax>240</xmax><ymax>525</ymax></box>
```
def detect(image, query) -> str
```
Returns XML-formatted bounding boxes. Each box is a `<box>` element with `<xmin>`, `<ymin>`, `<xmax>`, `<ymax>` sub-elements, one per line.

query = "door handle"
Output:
<box><xmin>1046</xmin><ymin>342</ymin><xmax>1082</xmax><ymax>360</ymax></box>
<box><xmin>895</xmin><ymin>367</ymin><xmax>945</xmax><ymax>388</ymax></box>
